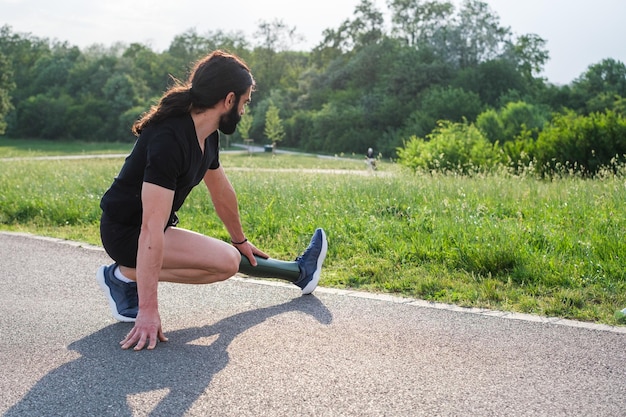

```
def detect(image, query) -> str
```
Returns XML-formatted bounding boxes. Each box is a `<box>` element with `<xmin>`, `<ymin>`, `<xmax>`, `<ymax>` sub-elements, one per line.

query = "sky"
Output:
<box><xmin>2</xmin><ymin>0</ymin><xmax>625</xmax><ymax>85</ymax></box>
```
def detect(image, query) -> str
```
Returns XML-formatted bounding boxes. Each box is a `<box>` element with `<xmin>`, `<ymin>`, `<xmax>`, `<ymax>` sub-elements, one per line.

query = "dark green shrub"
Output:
<box><xmin>535</xmin><ymin>110</ymin><xmax>626</xmax><ymax>175</ymax></box>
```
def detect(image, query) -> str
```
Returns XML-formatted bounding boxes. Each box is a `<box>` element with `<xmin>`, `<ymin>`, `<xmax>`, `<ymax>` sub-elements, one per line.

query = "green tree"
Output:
<box><xmin>30</xmin><ymin>43</ymin><xmax>80</xmax><ymax>94</ymax></box>
<box><xmin>0</xmin><ymin>25</ymin><xmax>51</xmax><ymax>102</ymax></box>
<box><xmin>102</xmin><ymin>73</ymin><xmax>145</xmax><ymax>141</ymax></box>
<box><xmin>388</xmin><ymin>0</ymin><xmax>454</xmax><ymax>47</ymax></box>
<box><xmin>264</xmin><ymin>103</ymin><xmax>285</xmax><ymax>147</ymax></box>
<box><xmin>382</xmin><ymin>44</ymin><xmax>452</xmax><ymax>120</ymax></box>
<box><xmin>167</xmin><ymin>29</ymin><xmax>250</xmax><ymax>80</ymax></box>
<box><xmin>0</xmin><ymin>52</ymin><xmax>15</xmax><ymax>134</ymax></box>
<box><xmin>16</xmin><ymin>93</ymin><xmax>72</xmax><ymax>139</ymax></box>
<box><xmin>571</xmin><ymin>58</ymin><xmax>626</xmax><ymax>114</ymax></box>
<box><xmin>447</xmin><ymin>0</ymin><xmax>511</xmax><ymax>68</ymax></box>
<box><xmin>454</xmin><ymin>59</ymin><xmax>526</xmax><ymax>106</ymax></box>
<box><xmin>167</xmin><ymin>28</ymin><xmax>214</xmax><ymax>63</ymax></box>
<box><xmin>404</xmin><ymin>86</ymin><xmax>483</xmax><ymax>138</ymax></box>
<box><xmin>121</xmin><ymin>43</ymin><xmax>175</xmax><ymax>96</ymax></box>
<box><xmin>349</xmin><ymin>0</ymin><xmax>386</xmax><ymax>48</ymax></box>
<box><xmin>315</xmin><ymin>0</ymin><xmax>384</xmax><ymax>54</ymax></box>
<box><xmin>250</xmin><ymin>20</ymin><xmax>303</xmax><ymax>100</ymax></box>
<box><xmin>574</xmin><ymin>58</ymin><xmax>626</xmax><ymax>98</ymax></box>
<box><xmin>66</xmin><ymin>45</ymin><xmax>118</xmax><ymax>99</ymax></box>
<box><xmin>509</xmin><ymin>33</ymin><xmax>549</xmax><ymax>80</ymax></box>
<box><xmin>65</xmin><ymin>100</ymin><xmax>106</xmax><ymax>140</ymax></box>
<box><xmin>238</xmin><ymin>113</ymin><xmax>253</xmax><ymax>141</ymax></box>
<box><xmin>254</xmin><ymin>19</ymin><xmax>303</xmax><ymax>53</ymax></box>
<box><xmin>251</xmin><ymin>20</ymin><xmax>304</xmax><ymax>102</ymax></box>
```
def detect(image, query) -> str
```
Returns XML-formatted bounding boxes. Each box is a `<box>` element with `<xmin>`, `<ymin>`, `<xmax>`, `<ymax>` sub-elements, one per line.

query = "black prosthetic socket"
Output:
<box><xmin>238</xmin><ymin>255</ymin><xmax>301</xmax><ymax>282</ymax></box>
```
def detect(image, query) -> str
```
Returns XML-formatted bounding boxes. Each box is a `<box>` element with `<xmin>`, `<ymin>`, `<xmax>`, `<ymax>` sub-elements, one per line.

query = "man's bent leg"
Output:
<box><xmin>119</xmin><ymin>227</ymin><xmax>240</xmax><ymax>284</ymax></box>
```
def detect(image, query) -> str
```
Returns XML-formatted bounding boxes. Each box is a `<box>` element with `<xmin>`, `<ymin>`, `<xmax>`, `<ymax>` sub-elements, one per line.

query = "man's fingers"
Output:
<box><xmin>132</xmin><ymin>333</ymin><xmax>149</xmax><ymax>351</ymax></box>
<box><xmin>121</xmin><ymin>334</ymin><xmax>139</xmax><ymax>350</ymax></box>
<box><xmin>255</xmin><ymin>250</ymin><xmax>270</xmax><ymax>259</ymax></box>
<box><xmin>146</xmin><ymin>336</ymin><xmax>158</xmax><ymax>350</ymax></box>
<box><xmin>120</xmin><ymin>329</ymin><xmax>164</xmax><ymax>351</ymax></box>
<box><xmin>120</xmin><ymin>328</ymin><xmax>137</xmax><ymax>349</ymax></box>
<box><xmin>119</xmin><ymin>315</ymin><xmax>166</xmax><ymax>350</ymax></box>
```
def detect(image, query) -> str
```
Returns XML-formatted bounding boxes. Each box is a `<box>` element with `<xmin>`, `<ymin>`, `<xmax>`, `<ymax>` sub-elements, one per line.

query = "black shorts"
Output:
<box><xmin>100</xmin><ymin>213</ymin><xmax>178</xmax><ymax>268</ymax></box>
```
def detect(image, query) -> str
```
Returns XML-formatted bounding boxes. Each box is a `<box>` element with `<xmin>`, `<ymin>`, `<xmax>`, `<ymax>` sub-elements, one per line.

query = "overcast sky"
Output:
<box><xmin>2</xmin><ymin>0</ymin><xmax>625</xmax><ymax>85</ymax></box>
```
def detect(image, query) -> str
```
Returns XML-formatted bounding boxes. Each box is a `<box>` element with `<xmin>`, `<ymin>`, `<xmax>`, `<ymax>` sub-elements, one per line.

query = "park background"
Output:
<box><xmin>1</xmin><ymin>0</ymin><xmax>625</xmax><ymax>325</ymax></box>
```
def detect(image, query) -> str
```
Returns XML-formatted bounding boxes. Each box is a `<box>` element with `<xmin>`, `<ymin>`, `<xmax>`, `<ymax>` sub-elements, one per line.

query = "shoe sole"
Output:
<box><xmin>301</xmin><ymin>229</ymin><xmax>328</xmax><ymax>295</ymax></box>
<box><xmin>96</xmin><ymin>265</ymin><xmax>136</xmax><ymax>323</ymax></box>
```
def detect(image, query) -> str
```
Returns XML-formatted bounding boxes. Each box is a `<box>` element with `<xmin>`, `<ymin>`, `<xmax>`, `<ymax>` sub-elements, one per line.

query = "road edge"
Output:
<box><xmin>2</xmin><ymin>230</ymin><xmax>625</xmax><ymax>335</ymax></box>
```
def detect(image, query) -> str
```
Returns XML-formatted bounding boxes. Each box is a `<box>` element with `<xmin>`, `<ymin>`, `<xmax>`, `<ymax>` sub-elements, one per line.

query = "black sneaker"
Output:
<box><xmin>96</xmin><ymin>263</ymin><xmax>138</xmax><ymax>322</ymax></box>
<box><xmin>294</xmin><ymin>228</ymin><xmax>328</xmax><ymax>295</ymax></box>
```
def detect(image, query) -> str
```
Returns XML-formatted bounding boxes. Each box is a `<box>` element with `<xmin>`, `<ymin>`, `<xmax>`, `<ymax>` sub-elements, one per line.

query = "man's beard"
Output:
<box><xmin>218</xmin><ymin>104</ymin><xmax>241</xmax><ymax>135</ymax></box>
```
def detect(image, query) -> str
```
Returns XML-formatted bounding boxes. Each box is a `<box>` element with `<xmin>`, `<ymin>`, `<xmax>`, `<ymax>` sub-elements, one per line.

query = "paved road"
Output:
<box><xmin>1</xmin><ymin>232</ymin><xmax>625</xmax><ymax>417</ymax></box>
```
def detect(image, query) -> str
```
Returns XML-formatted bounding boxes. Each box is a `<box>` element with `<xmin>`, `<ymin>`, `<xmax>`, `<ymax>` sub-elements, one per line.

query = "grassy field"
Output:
<box><xmin>0</xmin><ymin>138</ymin><xmax>135</xmax><ymax>157</ymax></box>
<box><xmin>1</xmin><ymin>138</ymin><xmax>625</xmax><ymax>325</ymax></box>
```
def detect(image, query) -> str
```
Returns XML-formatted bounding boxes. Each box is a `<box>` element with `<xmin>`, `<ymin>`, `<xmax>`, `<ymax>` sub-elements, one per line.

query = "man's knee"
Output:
<box><xmin>213</xmin><ymin>246</ymin><xmax>240</xmax><ymax>282</ymax></box>
<box><xmin>226</xmin><ymin>247</ymin><xmax>241</xmax><ymax>276</ymax></box>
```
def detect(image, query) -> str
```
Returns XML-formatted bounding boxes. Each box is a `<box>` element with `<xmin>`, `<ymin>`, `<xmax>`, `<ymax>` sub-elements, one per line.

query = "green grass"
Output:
<box><xmin>0</xmin><ymin>137</ymin><xmax>134</xmax><ymax>157</ymax></box>
<box><xmin>1</xmin><ymin>139</ymin><xmax>625</xmax><ymax>325</ymax></box>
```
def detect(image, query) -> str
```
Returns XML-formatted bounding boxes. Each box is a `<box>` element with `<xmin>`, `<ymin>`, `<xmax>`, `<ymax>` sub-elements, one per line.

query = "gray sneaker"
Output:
<box><xmin>294</xmin><ymin>228</ymin><xmax>328</xmax><ymax>295</ymax></box>
<box><xmin>96</xmin><ymin>263</ymin><xmax>138</xmax><ymax>322</ymax></box>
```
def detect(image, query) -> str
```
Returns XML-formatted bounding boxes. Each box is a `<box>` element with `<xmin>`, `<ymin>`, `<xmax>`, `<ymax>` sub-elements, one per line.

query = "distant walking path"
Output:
<box><xmin>0</xmin><ymin>153</ymin><xmax>129</xmax><ymax>162</ymax></box>
<box><xmin>1</xmin><ymin>151</ymin><xmax>390</xmax><ymax>176</ymax></box>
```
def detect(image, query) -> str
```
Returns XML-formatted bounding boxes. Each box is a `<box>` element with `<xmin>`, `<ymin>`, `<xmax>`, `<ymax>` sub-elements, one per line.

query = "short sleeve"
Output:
<box><xmin>207</xmin><ymin>132</ymin><xmax>220</xmax><ymax>170</ymax></box>
<box><xmin>143</xmin><ymin>130</ymin><xmax>185</xmax><ymax>190</ymax></box>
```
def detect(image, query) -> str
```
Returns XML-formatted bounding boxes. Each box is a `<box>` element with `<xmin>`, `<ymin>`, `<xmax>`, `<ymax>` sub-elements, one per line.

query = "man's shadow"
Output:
<box><xmin>6</xmin><ymin>296</ymin><xmax>332</xmax><ymax>417</ymax></box>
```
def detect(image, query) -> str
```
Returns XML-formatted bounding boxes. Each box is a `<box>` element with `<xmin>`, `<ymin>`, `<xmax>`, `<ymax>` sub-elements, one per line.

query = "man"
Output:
<box><xmin>366</xmin><ymin>147</ymin><xmax>376</xmax><ymax>170</ymax></box>
<box><xmin>96</xmin><ymin>50</ymin><xmax>327</xmax><ymax>351</ymax></box>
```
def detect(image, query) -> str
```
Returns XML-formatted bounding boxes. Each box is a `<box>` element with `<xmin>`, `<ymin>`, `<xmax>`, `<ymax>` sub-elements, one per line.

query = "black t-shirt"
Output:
<box><xmin>100</xmin><ymin>113</ymin><xmax>220</xmax><ymax>226</ymax></box>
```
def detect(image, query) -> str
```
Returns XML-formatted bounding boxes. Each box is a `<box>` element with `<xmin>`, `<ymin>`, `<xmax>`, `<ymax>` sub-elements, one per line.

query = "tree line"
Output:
<box><xmin>1</xmin><ymin>0</ymin><xmax>625</xmax><ymax>175</ymax></box>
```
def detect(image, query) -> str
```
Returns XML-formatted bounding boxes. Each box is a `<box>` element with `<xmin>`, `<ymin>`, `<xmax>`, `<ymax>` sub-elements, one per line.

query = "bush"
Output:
<box><xmin>397</xmin><ymin>120</ymin><xmax>504</xmax><ymax>173</ymax></box>
<box><xmin>475</xmin><ymin>108</ymin><xmax>503</xmax><ymax>143</ymax></box>
<box><xmin>476</xmin><ymin>101</ymin><xmax>548</xmax><ymax>143</ymax></box>
<box><xmin>535</xmin><ymin>110</ymin><xmax>626</xmax><ymax>175</ymax></box>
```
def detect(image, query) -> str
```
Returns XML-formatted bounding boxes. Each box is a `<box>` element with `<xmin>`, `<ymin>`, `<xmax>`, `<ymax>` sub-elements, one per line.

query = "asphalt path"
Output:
<box><xmin>1</xmin><ymin>232</ymin><xmax>625</xmax><ymax>417</ymax></box>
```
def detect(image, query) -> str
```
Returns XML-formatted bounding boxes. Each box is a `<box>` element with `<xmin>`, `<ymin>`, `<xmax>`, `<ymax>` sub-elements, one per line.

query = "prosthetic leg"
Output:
<box><xmin>237</xmin><ymin>228</ymin><xmax>328</xmax><ymax>295</ymax></box>
<box><xmin>238</xmin><ymin>255</ymin><xmax>300</xmax><ymax>282</ymax></box>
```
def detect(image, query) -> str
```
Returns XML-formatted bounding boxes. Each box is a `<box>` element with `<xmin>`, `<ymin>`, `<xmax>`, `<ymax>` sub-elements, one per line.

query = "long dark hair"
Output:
<box><xmin>132</xmin><ymin>50</ymin><xmax>254</xmax><ymax>135</ymax></box>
